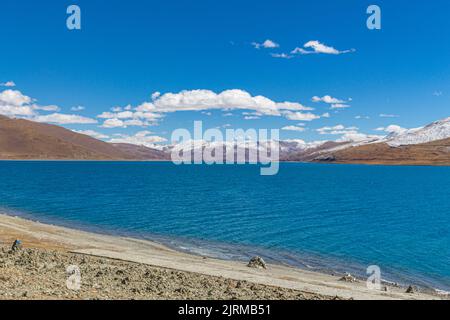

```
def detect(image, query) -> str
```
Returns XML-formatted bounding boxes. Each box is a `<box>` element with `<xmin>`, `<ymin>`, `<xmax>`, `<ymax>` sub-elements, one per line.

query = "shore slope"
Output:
<box><xmin>0</xmin><ymin>214</ymin><xmax>443</xmax><ymax>300</ymax></box>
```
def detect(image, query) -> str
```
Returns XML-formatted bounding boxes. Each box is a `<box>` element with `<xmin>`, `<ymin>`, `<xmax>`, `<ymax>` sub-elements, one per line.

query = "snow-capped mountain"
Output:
<box><xmin>387</xmin><ymin>117</ymin><xmax>450</xmax><ymax>147</ymax></box>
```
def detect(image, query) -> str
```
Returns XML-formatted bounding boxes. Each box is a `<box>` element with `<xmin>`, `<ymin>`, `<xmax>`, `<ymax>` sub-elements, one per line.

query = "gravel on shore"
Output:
<box><xmin>0</xmin><ymin>247</ymin><xmax>334</xmax><ymax>300</ymax></box>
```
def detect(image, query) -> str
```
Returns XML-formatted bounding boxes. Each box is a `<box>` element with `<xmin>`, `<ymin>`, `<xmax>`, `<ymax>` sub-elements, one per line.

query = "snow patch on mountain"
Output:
<box><xmin>387</xmin><ymin>117</ymin><xmax>450</xmax><ymax>147</ymax></box>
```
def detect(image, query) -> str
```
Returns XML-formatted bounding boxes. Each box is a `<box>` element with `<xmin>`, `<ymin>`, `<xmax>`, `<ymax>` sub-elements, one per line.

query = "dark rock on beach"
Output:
<box><xmin>247</xmin><ymin>256</ymin><xmax>267</xmax><ymax>269</ymax></box>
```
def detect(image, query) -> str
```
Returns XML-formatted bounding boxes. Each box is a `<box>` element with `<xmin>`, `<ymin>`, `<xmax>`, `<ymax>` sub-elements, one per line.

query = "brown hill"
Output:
<box><xmin>314</xmin><ymin>138</ymin><xmax>450</xmax><ymax>166</ymax></box>
<box><xmin>0</xmin><ymin>115</ymin><xmax>131</xmax><ymax>160</ymax></box>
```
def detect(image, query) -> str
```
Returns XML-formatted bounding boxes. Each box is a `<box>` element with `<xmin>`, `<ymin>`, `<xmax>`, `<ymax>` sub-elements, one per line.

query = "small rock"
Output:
<box><xmin>339</xmin><ymin>273</ymin><xmax>358</xmax><ymax>283</ymax></box>
<box><xmin>247</xmin><ymin>256</ymin><xmax>267</xmax><ymax>269</ymax></box>
<box><xmin>11</xmin><ymin>240</ymin><xmax>22</xmax><ymax>252</ymax></box>
<box><xmin>406</xmin><ymin>285</ymin><xmax>418</xmax><ymax>293</ymax></box>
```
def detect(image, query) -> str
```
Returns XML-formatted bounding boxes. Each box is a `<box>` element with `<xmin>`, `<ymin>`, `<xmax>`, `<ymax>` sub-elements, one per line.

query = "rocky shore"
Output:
<box><xmin>0</xmin><ymin>214</ymin><xmax>445</xmax><ymax>300</ymax></box>
<box><xmin>0</xmin><ymin>246</ymin><xmax>330</xmax><ymax>300</ymax></box>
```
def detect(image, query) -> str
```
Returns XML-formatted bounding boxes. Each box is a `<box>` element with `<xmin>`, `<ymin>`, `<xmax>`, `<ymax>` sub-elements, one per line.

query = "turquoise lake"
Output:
<box><xmin>0</xmin><ymin>161</ymin><xmax>449</xmax><ymax>291</ymax></box>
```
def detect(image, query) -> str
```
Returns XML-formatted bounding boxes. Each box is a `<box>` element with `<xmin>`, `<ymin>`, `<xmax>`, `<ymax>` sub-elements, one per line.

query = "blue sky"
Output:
<box><xmin>1</xmin><ymin>0</ymin><xmax>449</xmax><ymax>146</ymax></box>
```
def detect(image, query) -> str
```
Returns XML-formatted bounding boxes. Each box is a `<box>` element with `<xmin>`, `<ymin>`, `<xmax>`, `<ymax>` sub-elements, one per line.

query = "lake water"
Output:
<box><xmin>0</xmin><ymin>161</ymin><xmax>449</xmax><ymax>291</ymax></box>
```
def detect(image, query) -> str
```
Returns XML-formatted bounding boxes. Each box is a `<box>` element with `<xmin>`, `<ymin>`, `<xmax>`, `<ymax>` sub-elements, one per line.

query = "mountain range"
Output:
<box><xmin>0</xmin><ymin>114</ymin><xmax>449</xmax><ymax>165</ymax></box>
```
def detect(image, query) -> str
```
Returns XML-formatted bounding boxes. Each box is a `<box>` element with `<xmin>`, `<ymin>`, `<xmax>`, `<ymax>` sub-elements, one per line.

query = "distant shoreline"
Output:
<box><xmin>0</xmin><ymin>213</ymin><xmax>444</xmax><ymax>300</ymax></box>
<box><xmin>0</xmin><ymin>159</ymin><xmax>449</xmax><ymax>167</ymax></box>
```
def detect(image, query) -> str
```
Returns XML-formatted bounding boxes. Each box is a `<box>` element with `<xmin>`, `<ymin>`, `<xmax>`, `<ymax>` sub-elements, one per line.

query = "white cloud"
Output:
<box><xmin>375</xmin><ymin>125</ymin><xmax>407</xmax><ymax>135</ymax></box>
<box><xmin>73</xmin><ymin>130</ymin><xmax>109</xmax><ymax>140</ymax></box>
<box><xmin>98</xmin><ymin>111</ymin><xmax>134</xmax><ymax>119</ymax></box>
<box><xmin>71</xmin><ymin>106</ymin><xmax>85</xmax><ymax>111</ymax></box>
<box><xmin>379</xmin><ymin>114</ymin><xmax>399</xmax><ymax>118</ymax></box>
<box><xmin>355</xmin><ymin>115</ymin><xmax>370</xmax><ymax>119</ymax></box>
<box><xmin>244</xmin><ymin>116</ymin><xmax>260</xmax><ymax>120</ymax></box>
<box><xmin>0</xmin><ymin>104</ymin><xmax>35</xmax><ymax>117</ymax></box>
<box><xmin>100</xmin><ymin>118</ymin><xmax>125</xmax><ymax>128</ymax></box>
<box><xmin>252</xmin><ymin>39</ymin><xmax>280</xmax><ymax>49</ymax></box>
<box><xmin>337</xmin><ymin>132</ymin><xmax>383</xmax><ymax>143</ymax></box>
<box><xmin>151</xmin><ymin>92</ymin><xmax>161</xmax><ymax>100</ymax></box>
<box><xmin>0</xmin><ymin>81</ymin><xmax>16</xmax><ymax>87</ymax></box>
<box><xmin>108</xmin><ymin>131</ymin><xmax>167</xmax><ymax>148</ymax></box>
<box><xmin>33</xmin><ymin>104</ymin><xmax>60</xmax><ymax>112</ymax></box>
<box><xmin>271</xmin><ymin>53</ymin><xmax>293</xmax><ymax>59</ymax></box>
<box><xmin>317</xmin><ymin>125</ymin><xmax>359</xmax><ymax>135</ymax></box>
<box><xmin>0</xmin><ymin>89</ymin><xmax>35</xmax><ymax>117</ymax></box>
<box><xmin>0</xmin><ymin>89</ymin><xmax>32</xmax><ymax>106</ymax></box>
<box><xmin>138</xmin><ymin>89</ymin><xmax>313</xmax><ymax>120</ymax></box>
<box><xmin>97</xmin><ymin>107</ymin><xmax>162</xmax><ymax>128</ymax></box>
<box><xmin>321</xmin><ymin>112</ymin><xmax>331</xmax><ymax>118</ymax></box>
<box><xmin>291</xmin><ymin>41</ymin><xmax>355</xmax><ymax>55</ymax></box>
<box><xmin>433</xmin><ymin>91</ymin><xmax>443</xmax><ymax>97</ymax></box>
<box><xmin>312</xmin><ymin>95</ymin><xmax>351</xmax><ymax>110</ymax></box>
<box><xmin>283</xmin><ymin>111</ymin><xmax>321</xmax><ymax>121</ymax></box>
<box><xmin>330</xmin><ymin>103</ymin><xmax>350</xmax><ymax>109</ymax></box>
<box><xmin>282</xmin><ymin>125</ymin><xmax>306</xmax><ymax>132</ymax></box>
<box><xmin>33</xmin><ymin>113</ymin><xmax>97</xmax><ymax>124</ymax></box>
<box><xmin>312</xmin><ymin>95</ymin><xmax>345</xmax><ymax>104</ymax></box>
<box><xmin>123</xmin><ymin>119</ymin><xmax>145</xmax><ymax>126</ymax></box>
<box><xmin>317</xmin><ymin>124</ymin><xmax>383</xmax><ymax>143</ymax></box>
<box><xmin>0</xmin><ymin>89</ymin><xmax>96</xmax><ymax>126</ymax></box>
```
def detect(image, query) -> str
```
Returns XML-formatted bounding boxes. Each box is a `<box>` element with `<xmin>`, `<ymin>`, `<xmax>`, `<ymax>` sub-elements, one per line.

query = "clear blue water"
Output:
<box><xmin>0</xmin><ymin>161</ymin><xmax>449</xmax><ymax>291</ymax></box>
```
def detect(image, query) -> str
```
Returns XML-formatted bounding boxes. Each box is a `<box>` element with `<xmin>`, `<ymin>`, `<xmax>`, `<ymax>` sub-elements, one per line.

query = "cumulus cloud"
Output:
<box><xmin>291</xmin><ymin>41</ymin><xmax>355</xmax><ymax>55</ymax></box>
<box><xmin>312</xmin><ymin>95</ymin><xmax>351</xmax><ymax>110</ymax></box>
<box><xmin>100</xmin><ymin>118</ymin><xmax>125</xmax><ymax>128</ymax></box>
<box><xmin>97</xmin><ymin>105</ymin><xmax>163</xmax><ymax>128</ymax></box>
<box><xmin>73</xmin><ymin>130</ymin><xmax>109</xmax><ymax>140</ymax></box>
<box><xmin>108</xmin><ymin>131</ymin><xmax>167</xmax><ymax>149</ymax></box>
<box><xmin>0</xmin><ymin>89</ymin><xmax>99</xmax><ymax>125</ymax></box>
<box><xmin>282</xmin><ymin>125</ymin><xmax>306</xmax><ymax>132</ymax></box>
<box><xmin>252</xmin><ymin>39</ymin><xmax>280</xmax><ymax>49</ymax></box>
<box><xmin>283</xmin><ymin>111</ymin><xmax>321</xmax><ymax>121</ymax></box>
<box><xmin>0</xmin><ymin>81</ymin><xmax>16</xmax><ymax>87</ymax></box>
<box><xmin>134</xmin><ymin>89</ymin><xmax>314</xmax><ymax>121</ymax></box>
<box><xmin>0</xmin><ymin>89</ymin><xmax>35</xmax><ymax>117</ymax></box>
<box><xmin>337</xmin><ymin>132</ymin><xmax>383</xmax><ymax>143</ymax></box>
<box><xmin>316</xmin><ymin>125</ymin><xmax>359</xmax><ymax>135</ymax></box>
<box><xmin>33</xmin><ymin>104</ymin><xmax>60</xmax><ymax>112</ymax></box>
<box><xmin>71</xmin><ymin>106</ymin><xmax>85</xmax><ymax>111</ymax></box>
<box><xmin>375</xmin><ymin>125</ymin><xmax>407</xmax><ymax>135</ymax></box>
<box><xmin>0</xmin><ymin>89</ymin><xmax>32</xmax><ymax>106</ymax></box>
<box><xmin>33</xmin><ymin>113</ymin><xmax>97</xmax><ymax>124</ymax></box>
<box><xmin>317</xmin><ymin>124</ymin><xmax>383</xmax><ymax>143</ymax></box>
<box><xmin>312</xmin><ymin>95</ymin><xmax>345</xmax><ymax>104</ymax></box>
<box><xmin>98</xmin><ymin>111</ymin><xmax>134</xmax><ymax>119</ymax></box>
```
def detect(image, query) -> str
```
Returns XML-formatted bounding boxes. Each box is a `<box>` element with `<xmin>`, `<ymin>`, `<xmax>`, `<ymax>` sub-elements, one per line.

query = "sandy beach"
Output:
<box><xmin>0</xmin><ymin>213</ymin><xmax>445</xmax><ymax>300</ymax></box>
